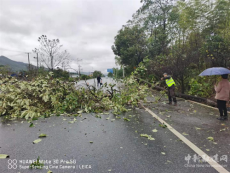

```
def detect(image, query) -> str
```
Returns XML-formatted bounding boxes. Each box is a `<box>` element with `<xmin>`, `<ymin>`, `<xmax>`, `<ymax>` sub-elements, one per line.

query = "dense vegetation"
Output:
<box><xmin>112</xmin><ymin>0</ymin><xmax>230</xmax><ymax>97</ymax></box>
<box><xmin>0</xmin><ymin>73</ymin><xmax>148</xmax><ymax>120</ymax></box>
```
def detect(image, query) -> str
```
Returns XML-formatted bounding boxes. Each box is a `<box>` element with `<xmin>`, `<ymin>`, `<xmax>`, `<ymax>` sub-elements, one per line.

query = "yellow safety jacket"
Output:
<box><xmin>165</xmin><ymin>77</ymin><xmax>176</xmax><ymax>87</ymax></box>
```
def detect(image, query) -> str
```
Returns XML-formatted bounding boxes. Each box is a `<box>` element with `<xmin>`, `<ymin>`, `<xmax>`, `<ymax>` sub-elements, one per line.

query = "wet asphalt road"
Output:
<box><xmin>75</xmin><ymin>77</ymin><xmax>120</xmax><ymax>91</ymax></box>
<box><xmin>0</xmin><ymin>80</ymin><xmax>229</xmax><ymax>173</ymax></box>
<box><xmin>0</xmin><ymin>109</ymin><xmax>221</xmax><ymax>173</ymax></box>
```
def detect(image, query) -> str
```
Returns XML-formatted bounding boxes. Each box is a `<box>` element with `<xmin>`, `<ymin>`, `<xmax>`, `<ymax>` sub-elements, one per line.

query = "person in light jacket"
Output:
<box><xmin>214</xmin><ymin>74</ymin><xmax>230</xmax><ymax>120</ymax></box>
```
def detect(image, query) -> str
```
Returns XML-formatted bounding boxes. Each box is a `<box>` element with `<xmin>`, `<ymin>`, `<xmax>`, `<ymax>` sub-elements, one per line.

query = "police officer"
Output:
<box><xmin>161</xmin><ymin>73</ymin><xmax>177</xmax><ymax>106</ymax></box>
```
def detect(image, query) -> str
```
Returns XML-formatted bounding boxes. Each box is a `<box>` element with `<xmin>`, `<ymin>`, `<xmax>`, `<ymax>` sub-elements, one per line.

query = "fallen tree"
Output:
<box><xmin>0</xmin><ymin>73</ymin><xmax>148</xmax><ymax>120</ymax></box>
<box><xmin>136</xmin><ymin>78</ymin><xmax>217</xmax><ymax>107</ymax></box>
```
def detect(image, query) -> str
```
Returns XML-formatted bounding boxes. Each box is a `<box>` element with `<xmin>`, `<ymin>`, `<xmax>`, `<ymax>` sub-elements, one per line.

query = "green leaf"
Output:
<box><xmin>207</xmin><ymin>137</ymin><xmax>214</xmax><ymax>141</ymax></box>
<box><xmin>47</xmin><ymin>170</ymin><xmax>53</xmax><ymax>173</ymax></box>
<box><xmin>123</xmin><ymin>118</ymin><xmax>130</xmax><ymax>121</ymax></box>
<box><xmin>95</xmin><ymin>115</ymin><xmax>101</xmax><ymax>118</ymax></box>
<box><xmin>33</xmin><ymin>139</ymin><xmax>42</xmax><ymax>144</ymax></box>
<box><xmin>182</xmin><ymin>132</ymin><xmax>189</xmax><ymax>136</ymax></box>
<box><xmin>152</xmin><ymin>129</ymin><xmax>158</xmax><ymax>133</ymax></box>
<box><xmin>29</xmin><ymin>123</ymin><xmax>34</xmax><ymax>127</ymax></box>
<box><xmin>0</xmin><ymin>154</ymin><xmax>9</xmax><ymax>159</ymax></box>
<box><xmin>77</xmin><ymin>110</ymin><xmax>83</xmax><ymax>114</ymax></box>
<box><xmin>39</xmin><ymin>133</ymin><xmax>47</xmax><ymax>138</ymax></box>
<box><xmin>159</xmin><ymin>123</ymin><xmax>167</xmax><ymax>128</ymax></box>
<box><xmin>161</xmin><ymin>152</ymin><xmax>166</xmax><ymax>155</ymax></box>
<box><xmin>89</xmin><ymin>141</ymin><xmax>93</xmax><ymax>143</ymax></box>
<box><xmin>140</xmin><ymin>134</ymin><xmax>155</xmax><ymax>140</ymax></box>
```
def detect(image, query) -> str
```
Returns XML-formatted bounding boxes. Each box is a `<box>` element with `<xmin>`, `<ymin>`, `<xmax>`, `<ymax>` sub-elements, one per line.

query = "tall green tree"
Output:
<box><xmin>93</xmin><ymin>71</ymin><xmax>103</xmax><ymax>78</ymax></box>
<box><xmin>112</xmin><ymin>25</ymin><xmax>147</xmax><ymax>68</ymax></box>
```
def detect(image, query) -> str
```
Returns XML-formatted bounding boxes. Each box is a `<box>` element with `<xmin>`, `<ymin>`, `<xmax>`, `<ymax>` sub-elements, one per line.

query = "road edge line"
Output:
<box><xmin>187</xmin><ymin>100</ymin><xmax>230</xmax><ymax>113</ymax></box>
<box><xmin>140</xmin><ymin>102</ymin><xmax>229</xmax><ymax>173</ymax></box>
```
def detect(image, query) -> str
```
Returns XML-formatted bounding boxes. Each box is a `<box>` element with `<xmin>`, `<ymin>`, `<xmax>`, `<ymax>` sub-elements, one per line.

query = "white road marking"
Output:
<box><xmin>187</xmin><ymin>100</ymin><xmax>230</xmax><ymax>113</ymax></box>
<box><xmin>140</xmin><ymin>103</ymin><xmax>230</xmax><ymax>173</ymax></box>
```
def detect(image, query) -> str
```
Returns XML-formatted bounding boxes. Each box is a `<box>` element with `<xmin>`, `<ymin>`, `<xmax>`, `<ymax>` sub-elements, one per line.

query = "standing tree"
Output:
<box><xmin>0</xmin><ymin>65</ymin><xmax>11</xmax><ymax>77</ymax></box>
<box><xmin>93</xmin><ymin>70</ymin><xmax>103</xmax><ymax>78</ymax></box>
<box><xmin>108</xmin><ymin>72</ymin><xmax>113</xmax><ymax>77</ymax></box>
<box><xmin>112</xmin><ymin>25</ymin><xmax>147</xmax><ymax>68</ymax></box>
<box><xmin>33</xmin><ymin>35</ymin><xmax>70</xmax><ymax>71</ymax></box>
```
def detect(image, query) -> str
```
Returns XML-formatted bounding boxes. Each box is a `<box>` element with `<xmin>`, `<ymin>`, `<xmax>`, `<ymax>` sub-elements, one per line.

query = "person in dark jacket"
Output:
<box><xmin>161</xmin><ymin>73</ymin><xmax>177</xmax><ymax>106</ymax></box>
<box><xmin>97</xmin><ymin>76</ymin><xmax>101</xmax><ymax>87</ymax></box>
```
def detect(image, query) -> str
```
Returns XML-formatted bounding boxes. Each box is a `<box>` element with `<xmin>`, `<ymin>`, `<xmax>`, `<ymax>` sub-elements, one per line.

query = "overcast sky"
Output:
<box><xmin>0</xmin><ymin>0</ymin><xmax>142</xmax><ymax>73</ymax></box>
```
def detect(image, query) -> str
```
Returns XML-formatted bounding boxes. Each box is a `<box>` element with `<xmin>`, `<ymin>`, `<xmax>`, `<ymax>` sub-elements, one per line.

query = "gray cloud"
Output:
<box><xmin>0</xmin><ymin>0</ymin><xmax>141</xmax><ymax>73</ymax></box>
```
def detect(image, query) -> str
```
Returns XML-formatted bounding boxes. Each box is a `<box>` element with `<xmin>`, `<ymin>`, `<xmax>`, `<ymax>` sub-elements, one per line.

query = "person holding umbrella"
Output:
<box><xmin>214</xmin><ymin>74</ymin><xmax>230</xmax><ymax>120</ymax></box>
<box><xmin>199</xmin><ymin>67</ymin><xmax>230</xmax><ymax>120</ymax></box>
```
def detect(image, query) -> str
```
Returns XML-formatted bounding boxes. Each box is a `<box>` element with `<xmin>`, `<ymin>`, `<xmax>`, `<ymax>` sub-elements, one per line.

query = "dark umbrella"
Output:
<box><xmin>199</xmin><ymin>67</ymin><xmax>230</xmax><ymax>76</ymax></box>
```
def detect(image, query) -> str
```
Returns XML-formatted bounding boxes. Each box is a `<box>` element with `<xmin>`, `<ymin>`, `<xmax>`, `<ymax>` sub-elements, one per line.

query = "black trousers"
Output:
<box><xmin>217</xmin><ymin>100</ymin><xmax>228</xmax><ymax>117</ymax></box>
<box><xmin>168</xmin><ymin>85</ymin><xmax>177</xmax><ymax>103</ymax></box>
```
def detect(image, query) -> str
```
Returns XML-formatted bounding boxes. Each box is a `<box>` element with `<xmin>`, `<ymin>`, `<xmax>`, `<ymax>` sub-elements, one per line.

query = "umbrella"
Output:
<box><xmin>199</xmin><ymin>67</ymin><xmax>230</xmax><ymax>76</ymax></box>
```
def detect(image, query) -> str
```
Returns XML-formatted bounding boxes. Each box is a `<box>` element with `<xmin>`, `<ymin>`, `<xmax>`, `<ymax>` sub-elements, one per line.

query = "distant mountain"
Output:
<box><xmin>0</xmin><ymin>56</ymin><xmax>28</xmax><ymax>71</ymax></box>
<box><xmin>0</xmin><ymin>56</ymin><xmax>102</xmax><ymax>75</ymax></box>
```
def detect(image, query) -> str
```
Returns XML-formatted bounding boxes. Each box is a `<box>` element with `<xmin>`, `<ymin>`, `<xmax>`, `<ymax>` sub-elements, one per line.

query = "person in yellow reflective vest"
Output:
<box><xmin>161</xmin><ymin>73</ymin><xmax>177</xmax><ymax>106</ymax></box>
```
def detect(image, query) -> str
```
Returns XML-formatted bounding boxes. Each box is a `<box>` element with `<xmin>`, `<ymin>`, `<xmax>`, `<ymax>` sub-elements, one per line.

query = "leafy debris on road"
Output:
<box><xmin>29</xmin><ymin>123</ymin><xmax>34</xmax><ymax>127</ymax></box>
<box><xmin>152</xmin><ymin>129</ymin><xmax>158</xmax><ymax>133</ymax></box>
<box><xmin>95</xmin><ymin>115</ymin><xmax>101</xmax><ymax>118</ymax></box>
<box><xmin>207</xmin><ymin>137</ymin><xmax>214</xmax><ymax>141</ymax></box>
<box><xmin>140</xmin><ymin>134</ymin><xmax>155</xmax><ymax>140</ymax></box>
<box><xmin>33</xmin><ymin>139</ymin><xmax>42</xmax><ymax>144</ymax></box>
<box><xmin>182</xmin><ymin>132</ymin><xmax>189</xmax><ymax>136</ymax></box>
<box><xmin>123</xmin><ymin>118</ymin><xmax>130</xmax><ymax>121</ymax></box>
<box><xmin>29</xmin><ymin>156</ymin><xmax>44</xmax><ymax>169</ymax></box>
<box><xmin>159</xmin><ymin>123</ymin><xmax>167</xmax><ymax>128</ymax></box>
<box><xmin>39</xmin><ymin>133</ymin><xmax>47</xmax><ymax>138</ymax></box>
<box><xmin>0</xmin><ymin>154</ymin><xmax>9</xmax><ymax>159</ymax></box>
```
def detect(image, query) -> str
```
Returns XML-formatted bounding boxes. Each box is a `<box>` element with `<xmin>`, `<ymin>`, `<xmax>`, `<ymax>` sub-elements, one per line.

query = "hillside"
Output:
<box><xmin>0</xmin><ymin>56</ymin><xmax>28</xmax><ymax>71</ymax></box>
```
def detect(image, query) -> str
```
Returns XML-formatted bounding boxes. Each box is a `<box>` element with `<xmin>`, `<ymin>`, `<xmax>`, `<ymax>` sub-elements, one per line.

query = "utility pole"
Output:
<box><xmin>123</xmin><ymin>65</ymin><xmax>125</xmax><ymax>78</ymax></box>
<box><xmin>27</xmin><ymin>53</ymin><xmax>30</xmax><ymax>71</ymax></box>
<box><xmin>62</xmin><ymin>62</ymin><xmax>65</xmax><ymax>71</ymax></box>
<box><xmin>78</xmin><ymin>64</ymin><xmax>82</xmax><ymax>76</ymax></box>
<box><xmin>76</xmin><ymin>58</ymin><xmax>82</xmax><ymax>76</ymax></box>
<box><xmin>36</xmin><ymin>53</ymin><xmax>38</xmax><ymax>70</ymax></box>
<box><xmin>34</xmin><ymin>53</ymin><xmax>39</xmax><ymax>73</ymax></box>
<box><xmin>50</xmin><ymin>53</ymin><xmax>53</xmax><ymax>70</ymax></box>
